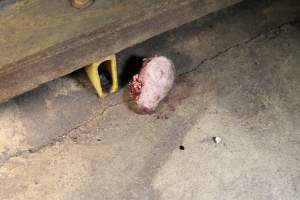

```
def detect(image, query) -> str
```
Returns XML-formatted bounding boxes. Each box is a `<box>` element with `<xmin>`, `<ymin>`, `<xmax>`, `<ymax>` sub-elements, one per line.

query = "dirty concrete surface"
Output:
<box><xmin>0</xmin><ymin>0</ymin><xmax>300</xmax><ymax>199</ymax></box>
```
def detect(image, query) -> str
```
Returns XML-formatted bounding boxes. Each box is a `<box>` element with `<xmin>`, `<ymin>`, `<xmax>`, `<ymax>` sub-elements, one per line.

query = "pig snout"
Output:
<box><xmin>137</xmin><ymin>105</ymin><xmax>155</xmax><ymax>115</ymax></box>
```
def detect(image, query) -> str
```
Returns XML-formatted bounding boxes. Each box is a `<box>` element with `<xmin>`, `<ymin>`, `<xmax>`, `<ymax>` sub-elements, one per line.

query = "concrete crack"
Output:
<box><xmin>181</xmin><ymin>20</ymin><xmax>294</xmax><ymax>76</ymax></box>
<box><xmin>0</xmin><ymin>101</ymin><xmax>127</xmax><ymax>167</ymax></box>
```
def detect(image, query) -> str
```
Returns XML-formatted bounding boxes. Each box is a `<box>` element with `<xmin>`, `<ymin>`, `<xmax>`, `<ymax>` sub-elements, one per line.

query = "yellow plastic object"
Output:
<box><xmin>85</xmin><ymin>55</ymin><xmax>118</xmax><ymax>97</ymax></box>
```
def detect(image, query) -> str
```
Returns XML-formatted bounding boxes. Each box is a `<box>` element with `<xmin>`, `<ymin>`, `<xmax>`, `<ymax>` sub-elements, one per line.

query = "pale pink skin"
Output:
<box><xmin>130</xmin><ymin>55</ymin><xmax>175</xmax><ymax>113</ymax></box>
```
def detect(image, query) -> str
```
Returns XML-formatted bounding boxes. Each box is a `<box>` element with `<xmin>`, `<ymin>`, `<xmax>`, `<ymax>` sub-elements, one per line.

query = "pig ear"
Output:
<box><xmin>143</xmin><ymin>54</ymin><xmax>157</xmax><ymax>64</ymax></box>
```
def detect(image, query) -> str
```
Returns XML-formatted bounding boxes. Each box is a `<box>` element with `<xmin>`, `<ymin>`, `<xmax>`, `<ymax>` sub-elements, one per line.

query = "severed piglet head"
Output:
<box><xmin>129</xmin><ymin>54</ymin><xmax>175</xmax><ymax>114</ymax></box>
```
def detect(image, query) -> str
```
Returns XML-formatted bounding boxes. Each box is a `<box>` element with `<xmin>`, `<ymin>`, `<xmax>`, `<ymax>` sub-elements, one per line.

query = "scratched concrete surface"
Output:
<box><xmin>0</xmin><ymin>0</ymin><xmax>300</xmax><ymax>199</ymax></box>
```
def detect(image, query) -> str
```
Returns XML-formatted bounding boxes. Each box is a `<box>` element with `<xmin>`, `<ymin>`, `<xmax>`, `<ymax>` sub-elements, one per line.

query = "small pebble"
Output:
<box><xmin>213</xmin><ymin>136</ymin><xmax>222</xmax><ymax>144</ymax></box>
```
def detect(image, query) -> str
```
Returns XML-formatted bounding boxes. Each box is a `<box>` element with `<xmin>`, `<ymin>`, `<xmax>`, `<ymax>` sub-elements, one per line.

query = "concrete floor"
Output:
<box><xmin>0</xmin><ymin>1</ymin><xmax>300</xmax><ymax>199</ymax></box>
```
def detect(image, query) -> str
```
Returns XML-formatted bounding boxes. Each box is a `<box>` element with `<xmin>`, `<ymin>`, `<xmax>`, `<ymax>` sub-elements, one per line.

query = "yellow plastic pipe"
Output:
<box><xmin>85</xmin><ymin>55</ymin><xmax>118</xmax><ymax>97</ymax></box>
